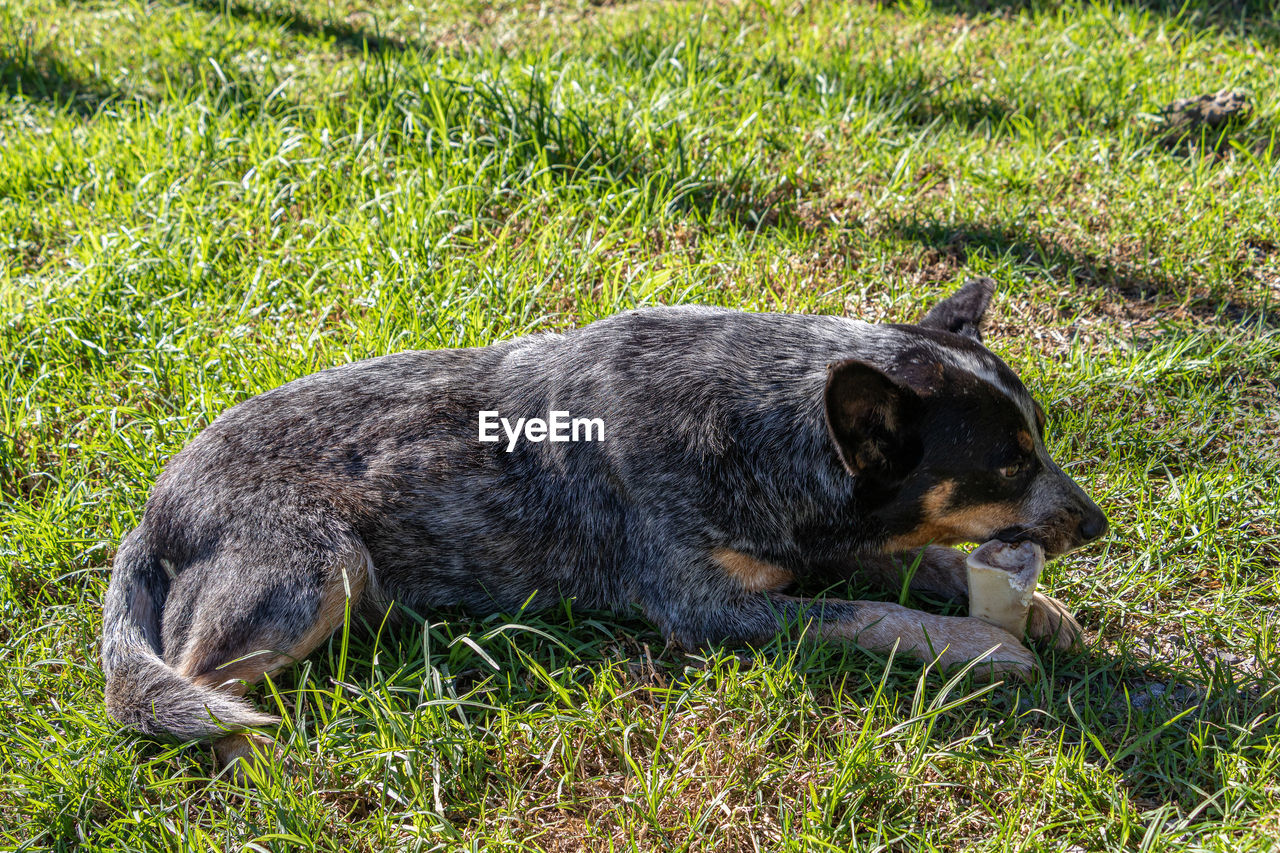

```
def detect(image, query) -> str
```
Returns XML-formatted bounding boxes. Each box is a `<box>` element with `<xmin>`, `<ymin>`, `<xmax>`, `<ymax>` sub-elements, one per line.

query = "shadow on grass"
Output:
<box><xmin>889</xmin><ymin>219</ymin><xmax>1280</xmax><ymax>327</ymax></box>
<box><xmin>1033</xmin><ymin>640</ymin><xmax>1280</xmax><ymax>811</ymax></box>
<box><xmin>186</xmin><ymin>0</ymin><xmax>424</xmax><ymax>55</ymax></box>
<box><xmin>241</xmin><ymin>600</ymin><xmax>1279</xmax><ymax>820</ymax></box>
<box><xmin>914</xmin><ymin>0</ymin><xmax>1280</xmax><ymax>43</ymax></box>
<box><xmin>758</xmin><ymin>55</ymin><xmax>1015</xmax><ymax>132</ymax></box>
<box><xmin>0</xmin><ymin>42</ymin><xmax>124</xmax><ymax>117</ymax></box>
<box><xmin>1</xmin><ymin>24</ymin><xmax>306</xmax><ymax>120</ymax></box>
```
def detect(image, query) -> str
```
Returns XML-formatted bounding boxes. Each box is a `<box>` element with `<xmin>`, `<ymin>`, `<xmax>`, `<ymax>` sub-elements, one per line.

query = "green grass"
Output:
<box><xmin>3</xmin><ymin>0</ymin><xmax>1280</xmax><ymax>848</ymax></box>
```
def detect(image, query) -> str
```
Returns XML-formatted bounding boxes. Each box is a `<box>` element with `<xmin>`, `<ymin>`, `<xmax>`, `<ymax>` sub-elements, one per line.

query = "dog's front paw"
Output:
<box><xmin>1027</xmin><ymin>592</ymin><xmax>1084</xmax><ymax>651</ymax></box>
<box><xmin>929</xmin><ymin>615</ymin><xmax>1038</xmax><ymax>682</ymax></box>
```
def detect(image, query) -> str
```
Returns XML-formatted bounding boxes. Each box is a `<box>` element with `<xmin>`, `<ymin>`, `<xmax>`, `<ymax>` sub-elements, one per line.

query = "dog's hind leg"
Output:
<box><xmin>159</xmin><ymin>533</ymin><xmax>371</xmax><ymax>770</ymax></box>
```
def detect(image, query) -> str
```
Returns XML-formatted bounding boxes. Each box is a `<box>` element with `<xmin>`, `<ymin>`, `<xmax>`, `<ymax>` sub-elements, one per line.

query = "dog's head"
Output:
<box><xmin>824</xmin><ymin>278</ymin><xmax>1107</xmax><ymax>558</ymax></box>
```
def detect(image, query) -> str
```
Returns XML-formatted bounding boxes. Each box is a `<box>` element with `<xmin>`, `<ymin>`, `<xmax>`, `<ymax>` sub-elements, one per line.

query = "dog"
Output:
<box><xmin>102</xmin><ymin>278</ymin><xmax>1107</xmax><ymax>767</ymax></box>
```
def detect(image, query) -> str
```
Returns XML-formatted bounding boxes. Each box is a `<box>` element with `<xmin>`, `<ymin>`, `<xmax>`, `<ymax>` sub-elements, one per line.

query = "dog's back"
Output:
<box><xmin>126</xmin><ymin>306</ymin><xmax>894</xmax><ymax>614</ymax></box>
<box><xmin>103</xmin><ymin>291</ymin><xmax>1106</xmax><ymax>758</ymax></box>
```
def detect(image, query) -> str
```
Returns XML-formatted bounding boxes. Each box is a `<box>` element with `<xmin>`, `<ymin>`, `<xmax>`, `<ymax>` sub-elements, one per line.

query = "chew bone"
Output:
<box><xmin>966</xmin><ymin>540</ymin><xmax>1045</xmax><ymax>637</ymax></box>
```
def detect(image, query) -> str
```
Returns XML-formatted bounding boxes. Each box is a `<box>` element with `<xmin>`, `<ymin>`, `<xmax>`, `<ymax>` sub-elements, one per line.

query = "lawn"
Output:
<box><xmin>2</xmin><ymin>0</ymin><xmax>1279</xmax><ymax>849</ymax></box>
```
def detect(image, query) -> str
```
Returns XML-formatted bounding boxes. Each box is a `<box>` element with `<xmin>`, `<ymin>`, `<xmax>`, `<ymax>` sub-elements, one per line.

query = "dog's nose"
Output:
<box><xmin>1078</xmin><ymin>510</ymin><xmax>1108</xmax><ymax>542</ymax></box>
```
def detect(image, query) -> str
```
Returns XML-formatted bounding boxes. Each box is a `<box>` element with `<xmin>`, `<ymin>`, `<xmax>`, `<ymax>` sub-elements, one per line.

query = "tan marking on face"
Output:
<box><xmin>884</xmin><ymin>479</ymin><xmax>1026</xmax><ymax>552</ymax></box>
<box><xmin>712</xmin><ymin>548</ymin><xmax>793</xmax><ymax>593</ymax></box>
<box><xmin>1017</xmin><ymin>430</ymin><xmax>1034</xmax><ymax>453</ymax></box>
<box><xmin>923</xmin><ymin>480</ymin><xmax>956</xmax><ymax>515</ymax></box>
<box><xmin>181</xmin><ymin>550</ymin><xmax>369</xmax><ymax>689</ymax></box>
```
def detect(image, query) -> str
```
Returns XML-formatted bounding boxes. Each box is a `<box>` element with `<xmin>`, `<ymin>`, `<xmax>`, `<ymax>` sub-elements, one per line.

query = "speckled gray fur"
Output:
<box><xmin>102</xmin><ymin>282</ymin><xmax>1106</xmax><ymax>740</ymax></box>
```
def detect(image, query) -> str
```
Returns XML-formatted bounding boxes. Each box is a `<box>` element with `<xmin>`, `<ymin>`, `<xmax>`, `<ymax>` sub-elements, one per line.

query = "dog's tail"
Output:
<box><xmin>102</xmin><ymin>527</ymin><xmax>277</xmax><ymax>740</ymax></box>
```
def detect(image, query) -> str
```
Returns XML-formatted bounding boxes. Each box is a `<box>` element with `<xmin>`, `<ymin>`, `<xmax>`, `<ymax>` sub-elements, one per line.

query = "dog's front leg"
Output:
<box><xmin>797</xmin><ymin>595</ymin><xmax>1039</xmax><ymax>678</ymax></box>
<box><xmin>657</xmin><ymin>590</ymin><xmax>1037</xmax><ymax>680</ymax></box>
<box><xmin>856</xmin><ymin>546</ymin><xmax>1084</xmax><ymax>651</ymax></box>
<box><xmin>851</xmin><ymin>546</ymin><xmax>970</xmax><ymax>602</ymax></box>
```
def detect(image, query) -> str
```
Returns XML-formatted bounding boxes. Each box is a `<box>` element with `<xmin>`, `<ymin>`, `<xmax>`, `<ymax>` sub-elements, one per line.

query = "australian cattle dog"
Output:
<box><xmin>102</xmin><ymin>279</ymin><xmax>1107</xmax><ymax>766</ymax></box>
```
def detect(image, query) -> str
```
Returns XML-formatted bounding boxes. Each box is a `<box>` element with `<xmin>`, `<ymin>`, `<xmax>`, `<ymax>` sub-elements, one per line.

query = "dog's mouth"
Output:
<box><xmin>991</xmin><ymin>526</ymin><xmax>1056</xmax><ymax>554</ymax></box>
<box><xmin>992</xmin><ymin>525</ymin><xmax>1033</xmax><ymax>544</ymax></box>
<box><xmin>990</xmin><ymin>526</ymin><xmax>1081</xmax><ymax>559</ymax></box>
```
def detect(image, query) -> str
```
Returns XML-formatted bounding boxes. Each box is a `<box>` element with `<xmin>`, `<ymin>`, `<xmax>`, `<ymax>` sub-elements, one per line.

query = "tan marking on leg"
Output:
<box><xmin>802</xmin><ymin>598</ymin><xmax>1037</xmax><ymax>679</ymax></box>
<box><xmin>846</xmin><ymin>547</ymin><xmax>968</xmax><ymax>600</ymax></box>
<box><xmin>214</xmin><ymin>733</ymin><xmax>280</xmax><ymax>784</ymax></box>
<box><xmin>181</xmin><ymin>547</ymin><xmax>369</xmax><ymax>689</ymax></box>
<box><xmin>283</xmin><ymin>551</ymin><xmax>369</xmax><ymax>660</ymax></box>
<box><xmin>1027</xmin><ymin>591</ymin><xmax>1084</xmax><ymax>651</ymax></box>
<box><xmin>712</xmin><ymin>548</ymin><xmax>793</xmax><ymax>593</ymax></box>
<box><xmin>189</xmin><ymin>651</ymin><xmax>295</xmax><ymax>691</ymax></box>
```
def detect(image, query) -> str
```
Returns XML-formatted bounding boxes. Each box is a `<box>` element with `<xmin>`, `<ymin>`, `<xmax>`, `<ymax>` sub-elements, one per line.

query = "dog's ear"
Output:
<box><xmin>824</xmin><ymin>360</ymin><xmax>923</xmax><ymax>483</ymax></box>
<box><xmin>919</xmin><ymin>277</ymin><xmax>995</xmax><ymax>341</ymax></box>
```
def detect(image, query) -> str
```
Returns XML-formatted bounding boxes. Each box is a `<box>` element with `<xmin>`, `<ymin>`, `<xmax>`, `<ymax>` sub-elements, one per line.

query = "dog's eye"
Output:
<box><xmin>998</xmin><ymin>462</ymin><xmax>1027</xmax><ymax>480</ymax></box>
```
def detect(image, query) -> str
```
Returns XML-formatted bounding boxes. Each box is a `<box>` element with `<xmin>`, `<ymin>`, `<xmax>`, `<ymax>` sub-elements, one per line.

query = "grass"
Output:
<box><xmin>2</xmin><ymin>0</ymin><xmax>1279</xmax><ymax>848</ymax></box>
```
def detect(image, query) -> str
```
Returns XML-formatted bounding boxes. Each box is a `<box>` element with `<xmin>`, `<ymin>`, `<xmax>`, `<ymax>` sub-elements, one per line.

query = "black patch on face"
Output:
<box><xmin>911</xmin><ymin>366</ymin><xmax>1040</xmax><ymax>511</ymax></box>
